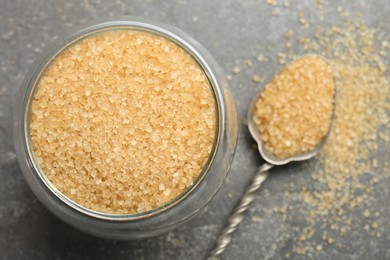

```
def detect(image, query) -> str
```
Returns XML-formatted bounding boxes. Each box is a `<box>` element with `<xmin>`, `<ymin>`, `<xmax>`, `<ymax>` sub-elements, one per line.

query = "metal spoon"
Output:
<box><xmin>208</xmin><ymin>55</ymin><xmax>335</xmax><ymax>259</ymax></box>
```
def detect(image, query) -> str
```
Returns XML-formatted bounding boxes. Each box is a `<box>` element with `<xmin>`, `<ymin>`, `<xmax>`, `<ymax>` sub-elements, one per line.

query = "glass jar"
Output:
<box><xmin>14</xmin><ymin>17</ymin><xmax>237</xmax><ymax>239</ymax></box>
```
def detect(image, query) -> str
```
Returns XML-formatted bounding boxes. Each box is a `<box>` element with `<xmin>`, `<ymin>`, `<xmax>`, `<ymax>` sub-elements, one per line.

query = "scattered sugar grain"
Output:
<box><xmin>251</xmin><ymin>216</ymin><xmax>262</xmax><ymax>222</ymax></box>
<box><xmin>363</xmin><ymin>209</ymin><xmax>371</xmax><ymax>218</ymax></box>
<box><xmin>252</xmin><ymin>74</ymin><xmax>262</xmax><ymax>83</ymax></box>
<box><xmin>371</xmin><ymin>222</ymin><xmax>378</xmax><ymax>229</ymax></box>
<box><xmin>266</xmin><ymin>0</ymin><xmax>277</xmax><ymax>6</ymax></box>
<box><xmin>242</xmin><ymin>117</ymin><xmax>248</xmax><ymax>126</ymax></box>
<box><xmin>364</xmin><ymin>224</ymin><xmax>370</xmax><ymax>232</ymax></box>
<box><xmin>327</xmin><ymin>238</ymin><xmax>334</xmax><ymax>244</ymax></box>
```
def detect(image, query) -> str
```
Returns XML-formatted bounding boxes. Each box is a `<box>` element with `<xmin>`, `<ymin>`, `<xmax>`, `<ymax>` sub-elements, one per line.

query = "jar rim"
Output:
<box><xmin>18</xmin><ymin>17</ymin><xmax>225</xmax><ymax>221</ymax></box>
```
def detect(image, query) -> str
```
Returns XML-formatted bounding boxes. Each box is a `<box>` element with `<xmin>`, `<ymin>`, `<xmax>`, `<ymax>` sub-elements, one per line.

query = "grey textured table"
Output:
<box><xmin>1</xmin><ymin>1</ymin><xmax>389</xmax><ymax>259</ymax></box>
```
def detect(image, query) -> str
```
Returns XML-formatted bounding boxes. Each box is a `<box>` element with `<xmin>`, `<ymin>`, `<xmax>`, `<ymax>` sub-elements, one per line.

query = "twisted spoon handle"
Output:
<box><xmin>208</xmin><ymin>163</ymin><xmax>273</xmax><ymax>259</ymax></box>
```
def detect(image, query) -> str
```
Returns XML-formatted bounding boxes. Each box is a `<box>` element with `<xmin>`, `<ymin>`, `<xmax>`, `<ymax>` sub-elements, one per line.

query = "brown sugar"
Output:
<box><xmin>30</xmin><ymin>30</ymin><xmax>216</xmax><ymax>214</ymax></box>
<box><xmin>252</xmin><ymin>55</ymin><xmax>334</xmax><ymax>159</ymax></box>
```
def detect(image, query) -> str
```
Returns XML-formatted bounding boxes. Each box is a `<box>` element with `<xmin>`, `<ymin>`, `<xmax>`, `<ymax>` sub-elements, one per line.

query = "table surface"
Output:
<box><xmin>1</xmin><ymin>0</ymin><xmax>389</xmax><ymax>259</ymax></box>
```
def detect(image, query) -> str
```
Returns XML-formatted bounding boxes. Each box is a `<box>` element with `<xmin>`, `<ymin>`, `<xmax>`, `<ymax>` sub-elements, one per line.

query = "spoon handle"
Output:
<box><xmin>208</xmin><ymin>163</ymin><xmax>274</xmax><ymax>259</ymax></box>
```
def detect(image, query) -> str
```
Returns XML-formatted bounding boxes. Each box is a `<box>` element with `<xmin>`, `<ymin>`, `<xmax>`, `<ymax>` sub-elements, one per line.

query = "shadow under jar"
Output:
<box><xmin>14</xmin><ymin>17</ymin><xmax>237</xmax><ymax>239</ymax></box>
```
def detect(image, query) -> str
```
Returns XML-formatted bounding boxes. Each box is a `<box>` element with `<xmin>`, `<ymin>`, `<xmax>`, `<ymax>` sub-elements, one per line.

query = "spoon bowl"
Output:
<box><xmin>247</xmin><ymin>56</ymin><xmax>335</xmax><ymax>165</ymax></box>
